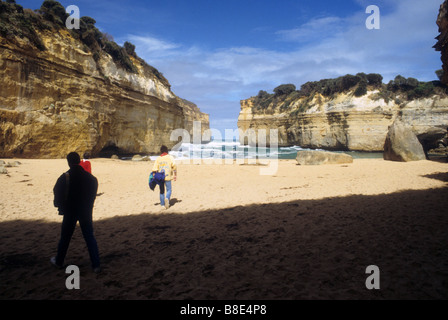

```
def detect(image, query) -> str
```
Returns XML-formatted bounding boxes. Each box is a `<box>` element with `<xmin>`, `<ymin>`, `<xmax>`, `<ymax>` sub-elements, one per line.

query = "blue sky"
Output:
<box><xmin>18</xmin><ymin>0</ymin><xmax>445</xmax><ymax>134</ymax></box>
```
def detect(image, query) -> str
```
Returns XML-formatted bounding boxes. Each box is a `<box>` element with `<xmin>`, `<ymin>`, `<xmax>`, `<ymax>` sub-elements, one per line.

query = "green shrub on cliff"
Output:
<box><xmin>297</xmin><ymin>74</ymin><xmax>377</xmax><ymax>98</ymax></box>
<box><xmin>274</xmin><ymin>84</ymin><xmax>296</xmax><ymax>96</ymax></box>
<box><xmin>0</xmin><ymin>0</ymin><xmax>166</xmax><ymax>76</ymax></box>
<box><xmin>63</xmin><ymin>14</ymin><xmax>138</xmax><ymax>73</ymax></box>
<box><xmin>386</xmin><ymin>75</ymin><xmax>445</xmax><ymax>99</ymax></box>
<box><xmin>354</xmin><ymin>80</ymin><xmax>368</xmax><ymax>97</ymax></box>
<box><xmin>124</xmin><ymin>41</ymin><xmax>137</xmax><ymax>57</ymax></box>
<box><xmin>257</xmin><ymin>90</ymin><xmax>270</xmax><ymax>100</ymax></box>
<box><xmin>69</xmin><ymin>13</ymin><xmax>168</xmax><ymax>81</ymax></box>
<box><xmin>366</xmin><ymin>73</ymin><xmax>383</xmax><ymax>86</ymax></box>
<box><xmin>387</xmin><ymin>75</ymin><xmax>418</xmax><ymax>91</ymax></box>
<box><xmin>253</xmin><ymin>92</ymin><xmax>274</xmax><ymax>110</ymax></box>
<box><xmin>0</xmin><ymin>0</ymin><xmax>46</xmax><ymax>50</ymax></box>
<box><xmin>38</xmin><ymin>0</ymin><xmax>67</xmax><ymax>27</ymax></box>
<box><xmin>406</xmin><ymin>81</ymin><xmax>436</xmax><ymax>99</ymax></box>
<box><xmin>339</xmin><ymin>74</ymin><xmax>361</xmax><ymax>91</ymax></box>
<box><xmin>300</xmin><ymin>81</ymin><xmax>318</xmax><ymax>96</ymax></box>
<box><xmin>252</xmin><ymin>73</ymin><xmax>446</xmax><ymax>115</ymax></box>
<box><xmin>71</xmin><ymin>17</ymin><xmax>103</xmax><ymax>53</ymax></box>
<box><xmin>102</xmin><ymin>40</ymin><xmax>138</xmax><ymax>73</ymax></box>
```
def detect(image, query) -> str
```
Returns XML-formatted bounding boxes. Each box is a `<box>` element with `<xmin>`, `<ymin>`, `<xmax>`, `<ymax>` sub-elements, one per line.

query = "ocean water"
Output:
<box><xmin>150</xmin><ymin>141</ymin><xmax>383</xmax><ymax>161</ymax></box>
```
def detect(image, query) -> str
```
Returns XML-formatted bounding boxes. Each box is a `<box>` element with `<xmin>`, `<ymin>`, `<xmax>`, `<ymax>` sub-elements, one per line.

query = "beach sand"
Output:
<box><xmin>1</xmin><ymin>157</ymin><xmax>448</xmax><ymax>300</ymax></box>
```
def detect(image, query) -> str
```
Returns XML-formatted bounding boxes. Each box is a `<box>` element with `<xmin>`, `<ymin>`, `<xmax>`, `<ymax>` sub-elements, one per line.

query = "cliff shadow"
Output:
<box><xmin>427</xmin><ymin>153</ymin><xmax>448</xmax><ymax>163</ymax></box>
<box><xmin>1</xmin><ymin>187</ymin><xmax>448</xmax><ymax>300</ymax></box>
<box><xmin>422</xmin><ymin>172</ymin><xmax>448</xmax><ymax>183</ymax></box>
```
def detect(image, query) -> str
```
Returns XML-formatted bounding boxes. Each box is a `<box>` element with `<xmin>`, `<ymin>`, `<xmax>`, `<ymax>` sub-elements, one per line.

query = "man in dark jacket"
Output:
<box><xmin>51</xmin><ymin>152</ymin><xmax>101</xmax><ymax>273</ymax></box>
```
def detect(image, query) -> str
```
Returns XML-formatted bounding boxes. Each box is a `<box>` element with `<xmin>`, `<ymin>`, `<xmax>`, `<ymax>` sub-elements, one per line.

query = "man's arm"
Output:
<box><xmin>152</xmin><ymin>158</ymin><xmax>159</xmax><ymax>173</ymax></box>
<box><xmin>171</xmin><ymin>158</ymin><xmax>177</xmax><ymax>181</ymax></box>
<box><xmin>90</xmin><ymin>176</ymin><xmax>98</xmax><ymax>204</ymax></box>
<box><xmin>53</xmin><ymin>174</ymin><xmax>66</xmax><ymax>208</ymax></box>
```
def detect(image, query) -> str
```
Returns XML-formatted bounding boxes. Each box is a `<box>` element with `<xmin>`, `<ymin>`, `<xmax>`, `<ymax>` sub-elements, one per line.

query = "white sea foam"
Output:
<box><xmin>161</xmin><ymin>141</ymin><xmax>304</xmax><ymax>161</ymax></box>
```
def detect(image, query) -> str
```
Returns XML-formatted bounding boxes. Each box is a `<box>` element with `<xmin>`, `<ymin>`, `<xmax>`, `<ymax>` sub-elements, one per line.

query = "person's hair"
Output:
<box><xmin>67</xmin><ymin>152</ymin><xmax>81</xmax><ymax>167</ymax></box>
<box><xmin>160</xmin><ymin>145</ymin><xmax>169</xmax><ymax>154</ymax></box>
<box><xmin>83</xmin><ymin>152</ymin><xmax>90</xmax><ymax>159</ymax></box>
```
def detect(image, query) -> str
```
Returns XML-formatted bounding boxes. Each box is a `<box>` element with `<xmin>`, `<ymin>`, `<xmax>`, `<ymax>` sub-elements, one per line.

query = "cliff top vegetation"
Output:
<box><xmin>0</xmin><ymin>0</ymin><xmax>170</xmax><ymax>87</ymax></box>
<box><xmin>252</xmin><ymin>73</ymin><xmax>447</xmax><ymax>112</ymax></box>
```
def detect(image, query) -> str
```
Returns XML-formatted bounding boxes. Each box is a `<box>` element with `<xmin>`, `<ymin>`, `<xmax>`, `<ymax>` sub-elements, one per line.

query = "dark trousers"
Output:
<box><xmin>56</xmin><ymin>210</ymin><xmax>100</xmax><ymax>269</ymax></box>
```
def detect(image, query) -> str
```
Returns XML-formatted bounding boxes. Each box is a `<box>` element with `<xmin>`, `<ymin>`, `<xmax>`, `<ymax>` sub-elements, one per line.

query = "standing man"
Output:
<box><xmin>51</xmin><ymin>152</ymin><xmax>101</xmax><ymax>273</ymax></box>
<box><xmin>152</xmin><ymin>145</ymin><xmax>177</xmax><ymax>209</ymax></box>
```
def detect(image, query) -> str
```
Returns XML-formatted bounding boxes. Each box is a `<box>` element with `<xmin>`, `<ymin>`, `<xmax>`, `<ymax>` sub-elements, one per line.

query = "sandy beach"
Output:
<box><xmin>1</xmin><ymin>157</ymin><xmax>448</xmax><ymax>300</ymax></box>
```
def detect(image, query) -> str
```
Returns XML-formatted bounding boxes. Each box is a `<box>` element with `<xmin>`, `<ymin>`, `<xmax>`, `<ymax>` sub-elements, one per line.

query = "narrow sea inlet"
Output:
<box><xmin>151</xmin><ymin>141</ymin><xmax>384</xmax><ymax>161</ymax></box>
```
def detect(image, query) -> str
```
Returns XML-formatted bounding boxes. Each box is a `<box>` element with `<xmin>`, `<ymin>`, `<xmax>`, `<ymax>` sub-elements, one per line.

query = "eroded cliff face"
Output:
<box><xmin>0</xmin><ymin>28</ymin><xmax>209</xmax><ymax>158</ymax></box>
<box><xmin>238</xmin><ymin>89</ymin><xmax>448</xmax><ymax>151</ymax></box>
<box><xmin>435</xmin><ymin>0</ymin><xmax>448</xmax><ymax>86</ymax></box>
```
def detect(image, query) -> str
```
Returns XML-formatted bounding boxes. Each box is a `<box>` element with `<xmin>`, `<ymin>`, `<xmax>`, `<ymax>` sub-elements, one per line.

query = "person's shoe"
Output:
<box><xmin>50</xmin><ymin>257</ymin><xmax>63</xmax><ymax>269</ymax></box>
<box><xmin>93</xmin><ymin>266</ymin><xmax>102</xmax><ymax>274</ymax></box>
<box><xmin>164</xmin><ymin>199</ymin><xmax>170</xmax><ymax>209</ymax></box>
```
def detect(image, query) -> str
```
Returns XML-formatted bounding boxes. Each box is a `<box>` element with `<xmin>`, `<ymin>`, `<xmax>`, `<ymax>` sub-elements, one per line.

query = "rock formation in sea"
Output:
<box><xmin>0</xmin><ymin>1</ymin><xmax>209</xmax><ymax>158</ymax></box>
<box><xmin>238</xmin><ymin>74</ymin><xmax>448</xmax><ymax>154</ymax></box>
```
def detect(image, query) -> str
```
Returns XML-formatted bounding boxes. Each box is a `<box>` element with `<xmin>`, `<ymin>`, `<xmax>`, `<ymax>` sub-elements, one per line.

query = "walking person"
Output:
<box><xmin>152</xmin><ymin>146</ymin><xmax>177</xmax><ymax>209</ymax></box>
<box><xmin>51</xmin><ymin>152</ymin><xmax>101</xmax><ymax>273</ymax></box>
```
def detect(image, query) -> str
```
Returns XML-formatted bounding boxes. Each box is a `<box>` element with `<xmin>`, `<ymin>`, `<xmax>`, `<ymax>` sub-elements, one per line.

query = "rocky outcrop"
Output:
<box><xmin>435</xmin><ymin>0</ymin><xmax>448</xmax><ymax>86</ymax></box>
<box><xmin>0</xmin><ymin>3</ymin><xmax>209</xmax><ymax>159</ymax></box>
<box><xmin>296</xmin><ymin>150</ymin><xmax>353</xmax><ymax>166</ymax></box>
<box><xmin>238</xmin><ymin>76</ymin><xmax>448</xmax><ymax>152</ymax></box>
<box><xmin>177</xmin><ymin>98</ymin><xmax>211</xmax><ymax>140</ymax></box>
<box><xmin>0</xmin><ymin>159</ymin><xmax>21</xmax><ymax>174</ymax></box>
<box><xmin>383</xmin><ymin>122</ymin><xmax>426</xmax><ymax>162</ymax></box>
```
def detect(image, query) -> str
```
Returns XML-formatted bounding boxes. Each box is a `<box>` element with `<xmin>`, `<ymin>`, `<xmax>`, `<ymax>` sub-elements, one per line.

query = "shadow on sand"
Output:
<box><xmin>1</xmin><ymin>185</ymin><xmax>448</xmax><ymax>300</ymax></box>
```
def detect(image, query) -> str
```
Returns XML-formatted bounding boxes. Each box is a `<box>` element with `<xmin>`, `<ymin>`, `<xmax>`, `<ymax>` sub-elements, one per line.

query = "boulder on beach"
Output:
<box><xmin>383</xmin><ymin>122</ymin><xmax>426</xmax><ymax>162</ymax></box>
<box><xmin>296</xmin><ymin>150</ymin><xmax>353</xmax><ymax>165</ymax></box>
<box><xmin>5</xmin><ymin>161</ymin><xmax>20</xmax><ymax>167</ymax></box>
<box><xmin>132</xmin><ymin>155</ymin><xmax>143</xmax><ymax>161</ymax></box>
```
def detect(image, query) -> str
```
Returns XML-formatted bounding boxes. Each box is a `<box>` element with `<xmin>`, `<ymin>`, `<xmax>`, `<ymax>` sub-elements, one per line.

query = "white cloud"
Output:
<box><xmin>271</xmin><ymin>0</ymin><xmax>442</xmax><ymax>82</ymax></box>
<box><xmin>127</xmin><ymin>35</ymin><xmax>181</xmax><ymax>57</ymax></box>
<box><xmin>276</xmin><ymin>16</ymin><xmax>344</xmax><ymax>43</ymax></box>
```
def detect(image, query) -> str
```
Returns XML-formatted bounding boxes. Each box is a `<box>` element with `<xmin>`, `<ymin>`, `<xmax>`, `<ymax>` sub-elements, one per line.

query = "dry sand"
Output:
<box><xmin>1</xmin><ymin>157</ymin><xmax>448</xmax><ymax>300</ymax></box>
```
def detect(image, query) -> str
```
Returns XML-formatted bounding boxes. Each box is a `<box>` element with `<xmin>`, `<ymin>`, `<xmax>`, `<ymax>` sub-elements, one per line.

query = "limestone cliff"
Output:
<box><xmin>238</xmin><ymin>75</ymin><xmax>448</xmax><ymax>151</ymax></box>
<box><xmin>435</xmin><ymin>0</ymin><xmax>448</xmax><ymax>86</ymax></box>
<box><xmin>0</xmin><ymin>1</ymin><xmax>209</xmax><ymax>158</ymax></box>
